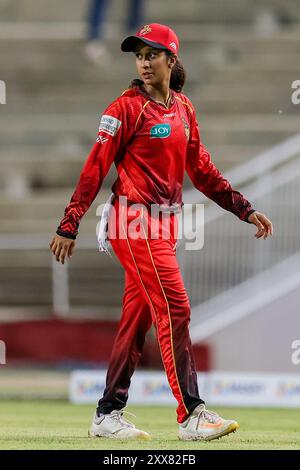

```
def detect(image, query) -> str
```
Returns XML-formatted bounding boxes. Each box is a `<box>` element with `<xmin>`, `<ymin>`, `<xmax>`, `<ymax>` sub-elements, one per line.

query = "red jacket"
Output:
<box><xmin>57</xmin><ymin>85</ymin><xmax>254</xmax><ymax>239</ymax></box>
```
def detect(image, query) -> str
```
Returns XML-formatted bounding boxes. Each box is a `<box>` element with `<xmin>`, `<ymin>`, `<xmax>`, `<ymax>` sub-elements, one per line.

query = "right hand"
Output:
<box><xmin>49</xmin><ymin>234</ymin><xmax>75</xmax><ymax>264</ymax></box>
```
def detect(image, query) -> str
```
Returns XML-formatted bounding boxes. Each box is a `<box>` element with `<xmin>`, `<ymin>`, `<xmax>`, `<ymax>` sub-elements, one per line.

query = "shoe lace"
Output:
<box><xmin>110</xmin><ymin>409</ymin><xmax>136</xmax><ymax>428</ymax></box>
<box><xmin>196</xmin><ymin>407</ymin><xmax>221</xmax><ymax>429</ymax></box>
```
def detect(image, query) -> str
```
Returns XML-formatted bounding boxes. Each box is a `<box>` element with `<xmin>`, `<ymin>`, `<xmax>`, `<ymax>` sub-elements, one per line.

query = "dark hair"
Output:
<box><xmin>129</xmin><ymin>51</ymin><xmax>186</xmax><ymax>93</ymax></box>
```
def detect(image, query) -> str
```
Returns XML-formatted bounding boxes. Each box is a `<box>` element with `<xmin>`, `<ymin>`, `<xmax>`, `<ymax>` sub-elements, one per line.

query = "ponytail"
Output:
<box><xmin>168</xmin><ymin>54</ymin><xmax>186</xmax><ymax>93</ymax></box>
<box><xmin>129</xmin><ymin>52</ymin><xmax>186</xmax><ymax>93</ymax></box>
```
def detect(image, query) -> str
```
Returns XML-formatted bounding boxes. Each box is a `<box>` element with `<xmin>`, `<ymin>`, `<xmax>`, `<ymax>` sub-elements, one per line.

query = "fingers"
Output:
<box><xmin>253</xmin><ymin>213</ymin><xmax>274</xmax><ymax>240</ymax></box>
<box><xmin>49</xmin><ymin>237</ymin><xmax>55</xmax><ymax>249</ymax></box>
<box><xmin>49</xmin><ymin>236</ymin><xmax>74</xmax><ymax>264</ymax></box>
<box><xmin>255</xmin><ymin>224</ymin><xmax>265</xmax><ymax>239</ymax></box>
<box><xmin>260</xmin><ymin>216</ymin><xmax>273</xmax><ymax>240</ymax></box>
<box><xmin>54</xmin><ymin>241</ymin><xmax>62</xmax><ymax>261</ymax></box>
<box><xmin>258</xmin><ymin>215</ymin><xmax>269</xmax><ymax>239</ymax></box>
<box><xmin>54</xmin><ymin>242</ymin><xmax>67</xmax><ymax>264</ymax></box>
<box><xmin>251</xmin><ymin>213</ymin><xmax>264</xmax><ymax>238</ymax></box>
<box><xmin>264</xmin><ymin>221</ymin><xmax>273</xmax><ymax>239</ymax></box>
<box><xmin>59</xmin><ymin>244</ymin><xmax>69</xmax><ymax>264</ymax></box>
<box><xmin>68</xmin><ymin>241</ymin><xmax>75</xmax><ymax>258</ymax></box>
<box><xmin>265</xmin><ymin>218</ymin><xmax>273</xmax><ymax>238</ymax></box>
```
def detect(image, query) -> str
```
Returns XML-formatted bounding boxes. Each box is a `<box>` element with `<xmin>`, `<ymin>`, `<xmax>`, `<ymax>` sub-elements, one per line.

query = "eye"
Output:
<box><xmin>135</xmin><ymin>51</ymin><xmax>158</xmax><ymax>60</ymax></box>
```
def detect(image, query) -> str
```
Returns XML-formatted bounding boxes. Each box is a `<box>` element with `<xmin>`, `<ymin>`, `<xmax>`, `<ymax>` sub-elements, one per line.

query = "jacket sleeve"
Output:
<box><xmin>56</xmin><ymin>98</ymin><xmax>132</xmax><ymax>239</ymax></box>
<box><xmin>185</xmin><ymin>104</ymin><xmax>255</xmax><ymax>223</ymax></box>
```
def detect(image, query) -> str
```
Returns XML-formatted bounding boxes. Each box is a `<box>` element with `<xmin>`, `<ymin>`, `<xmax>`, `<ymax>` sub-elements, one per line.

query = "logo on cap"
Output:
<box><xmin>139</xmin><ymin>25</ymin><xmax>152</xmax><ymax>36</ymax></box>
<box><xmin>169</xmin><ymin>42</ymin><xmax>177</xmax><ymax>51</ymax></box>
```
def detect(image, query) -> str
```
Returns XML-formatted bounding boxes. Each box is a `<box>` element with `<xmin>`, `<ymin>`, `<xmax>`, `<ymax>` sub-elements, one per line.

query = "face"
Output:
<box><xmin>134</xmin><ymin>43</ymin><xmax>176</xmax><ymax>86</ymax></box>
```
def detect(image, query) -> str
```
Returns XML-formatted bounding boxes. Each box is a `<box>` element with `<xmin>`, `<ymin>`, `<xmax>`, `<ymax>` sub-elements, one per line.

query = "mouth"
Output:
<box><xmin>142</xmin><ymin>72</ymin><xmax>153</xmax><ymax>79</ymax></box>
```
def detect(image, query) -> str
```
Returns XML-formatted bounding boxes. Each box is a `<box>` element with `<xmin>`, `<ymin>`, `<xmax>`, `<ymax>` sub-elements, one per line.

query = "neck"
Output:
<box><xmin>143</xmin><ymin>82</ymin><xmax>171</xmax><ymax>106</ymax></box>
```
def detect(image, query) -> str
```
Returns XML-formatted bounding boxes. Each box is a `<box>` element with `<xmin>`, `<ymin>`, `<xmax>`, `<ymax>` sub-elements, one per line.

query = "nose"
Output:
<box><xmin>141</xmin><ymin>57</ymin><xmax>151</xmax><ymax>69</ymax></box>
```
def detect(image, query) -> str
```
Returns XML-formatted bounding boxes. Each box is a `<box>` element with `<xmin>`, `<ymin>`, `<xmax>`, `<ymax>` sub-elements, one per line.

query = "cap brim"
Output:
<box><xmin>121</xmin><ymin>36</ymin><xmax>168</xmax><ymax>52</ymax></box>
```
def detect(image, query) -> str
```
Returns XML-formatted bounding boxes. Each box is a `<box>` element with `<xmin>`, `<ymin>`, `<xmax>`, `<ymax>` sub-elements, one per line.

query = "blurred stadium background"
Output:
<box><xmin>0</xmin><ymin>0</ymin><xmax>300</xmax><ymax>411</ymax></box>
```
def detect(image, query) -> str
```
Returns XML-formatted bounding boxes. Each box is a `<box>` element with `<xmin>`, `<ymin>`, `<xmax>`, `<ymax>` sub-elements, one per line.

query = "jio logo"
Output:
<box><xmin>150</xmin><ymin>124</ymin><xmax>171</xmax><ymax>138</ymax></box>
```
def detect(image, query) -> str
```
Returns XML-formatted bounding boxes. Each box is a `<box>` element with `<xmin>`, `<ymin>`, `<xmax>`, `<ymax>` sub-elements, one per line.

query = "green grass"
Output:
<box><xmin>0</xmin><ymin>401</ymin><xmax>299</xmax><ymax>450</ymax></box>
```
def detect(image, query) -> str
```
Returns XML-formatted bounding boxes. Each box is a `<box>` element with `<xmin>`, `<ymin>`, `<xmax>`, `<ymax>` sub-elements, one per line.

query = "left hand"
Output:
<box><xmin>49</xmin><ymin>234</ymin><xmax>75</xmax><ymax>264</ymax></box>
<box><xmin>248</xmin><ymin>211</ymin><xmax>273</xmax><ymax>239</ymax></box>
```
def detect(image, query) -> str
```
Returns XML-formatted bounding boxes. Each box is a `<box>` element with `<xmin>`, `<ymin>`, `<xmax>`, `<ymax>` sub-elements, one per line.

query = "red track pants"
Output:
<box><xmin>97</xmin><ymin>198</ymin><xmax>204</xmax><ymax>423</ymax></box>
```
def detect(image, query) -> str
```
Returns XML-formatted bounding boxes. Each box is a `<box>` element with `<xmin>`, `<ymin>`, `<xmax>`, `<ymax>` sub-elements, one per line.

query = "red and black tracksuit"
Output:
<box><xmin>57</xmin><ymin>85</ymin><xmax>254</xmax><ymax>423</ymax></box>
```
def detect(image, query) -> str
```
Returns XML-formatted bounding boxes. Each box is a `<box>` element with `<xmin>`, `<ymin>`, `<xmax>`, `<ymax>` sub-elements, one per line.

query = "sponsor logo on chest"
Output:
<box><xmin>163</xmin><ymin>112</ymin><xmax>176</xmax><ymax>118</ymax></box>
<box><xmin>150</xmin><ymin>123</ymin><xmax>171</xmax><ymax>138</ymax></box>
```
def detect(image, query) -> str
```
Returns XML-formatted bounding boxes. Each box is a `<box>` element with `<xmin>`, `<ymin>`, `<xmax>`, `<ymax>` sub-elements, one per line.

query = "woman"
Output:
<box><xmin>50</xmin><ymin>23</ymin><xmax>273</xmax><ymax>441</ymax></box>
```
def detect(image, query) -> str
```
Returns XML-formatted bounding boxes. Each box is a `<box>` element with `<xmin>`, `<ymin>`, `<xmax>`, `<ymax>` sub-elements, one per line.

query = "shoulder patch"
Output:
<box><xmin>99</xmin><ymin>115</ymin><xmax>122</xmax><ymax>136</ymax></box>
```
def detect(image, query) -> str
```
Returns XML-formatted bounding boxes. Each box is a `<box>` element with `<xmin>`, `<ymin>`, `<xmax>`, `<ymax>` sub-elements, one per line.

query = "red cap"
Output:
<box><xmin>121</xmin><ymin>23</ymin><xmax>179</xmax><ymax>55</ymax></box>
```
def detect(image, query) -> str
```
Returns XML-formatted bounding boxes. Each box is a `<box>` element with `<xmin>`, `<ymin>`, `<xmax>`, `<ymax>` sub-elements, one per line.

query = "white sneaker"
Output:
<box><xmin>88</xmin><ymin>409</ymin><xmax>151</xmax><ymax>440</ymax></box>
<box><xmin>179</xmin><ymin>404</ymin><xmax>239</xmax><ymax>441</ymax></box>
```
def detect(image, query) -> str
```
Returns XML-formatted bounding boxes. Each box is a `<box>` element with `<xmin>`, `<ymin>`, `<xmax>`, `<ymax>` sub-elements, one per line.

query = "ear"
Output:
<box><xmin>168</xmin><ymin>54</ymin><xmax>177</xmax><ymax>69</ymax></box>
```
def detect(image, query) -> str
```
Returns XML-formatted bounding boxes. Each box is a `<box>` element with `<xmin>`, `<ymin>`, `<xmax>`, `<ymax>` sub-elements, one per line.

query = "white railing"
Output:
<box><xmin>190</xmin><ymin>252</ymin><xmax>300</xmax><ymax>343</ymax></box>
<box><xmin>178</xmin><ymin>152</ymin><xmax>300</xmax><ymax>307</ymax></box>
<box><xmin>181</xmin><ymin>137</ymin><xmax>300</xmax><ymax>341</ymax></box>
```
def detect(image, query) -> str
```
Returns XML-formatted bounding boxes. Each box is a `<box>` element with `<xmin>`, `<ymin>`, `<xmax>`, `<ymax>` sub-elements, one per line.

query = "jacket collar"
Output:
<box><xmin>137</xmin><ymin>85</ymin><xmax>175</xmax><ymax>109</ymax></box>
